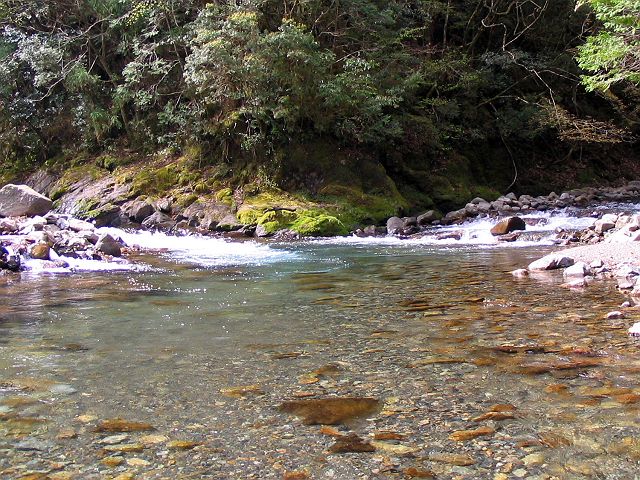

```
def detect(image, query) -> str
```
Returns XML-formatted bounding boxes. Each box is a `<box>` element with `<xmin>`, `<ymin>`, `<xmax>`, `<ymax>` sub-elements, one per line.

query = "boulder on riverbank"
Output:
<box><xmin>490</xmin><ymin>216</ymin><xmax>526</xmax><ymax>236</ymax></box>
<box><xmin>0</xmin><ymin>212</ymin><xmax>130</xmax><ymax>272</ymax></box>
<box><xmin>0</xmin><ymin>184</ymin><xmax>52</xmax><ymax>217</ymax></box>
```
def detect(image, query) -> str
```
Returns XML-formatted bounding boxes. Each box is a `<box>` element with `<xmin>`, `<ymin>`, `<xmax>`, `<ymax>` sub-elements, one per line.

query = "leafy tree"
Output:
<box><xmin>577</xmin><ymin>0</ymin><xmax>640</xmax><ymax>91</ymax></box>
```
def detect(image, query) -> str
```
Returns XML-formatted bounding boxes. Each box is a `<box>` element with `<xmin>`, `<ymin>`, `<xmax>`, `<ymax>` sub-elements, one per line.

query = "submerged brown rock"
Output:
<box><xmin>95</xmin><ymin>418</ymin><xmax>155</xmax><ymax>433</ymax></box>
<box><xmin>449</xmin><ymin>426</ymin><xmax>494</xmax><ymax>441</ymax></box>
<box><xmin>279</xmin><ymin>397</ymin><xmax>380</xmax><ymax>425</ymax></box>
<box><xmin>328</xmin><ymin>433</ymin><xmax>376</xmax><ymax>454</ymax></box>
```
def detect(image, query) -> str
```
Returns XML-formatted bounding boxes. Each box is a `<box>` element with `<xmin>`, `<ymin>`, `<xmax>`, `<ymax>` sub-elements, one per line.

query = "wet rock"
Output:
<box><xmin>370</xmin><ymin>441</ymin><xmax>418</xmax><ymax>455</ymax></box>
<box><xmin>140</xmin><ymin>434</ymin><xmax>168</xmax><ymax>445</ymax></box>
<box><xmin>103</xmin><ymin>443</ymin><xmax>145</xmax><ymax>453</ymax></box>
<box><xmin>328</xmin><ymin>433</ymin><xmax>375</xmax><ymax>454</ymax></box>
<box><xmin>126</xmin><ymin>458</ymin><xmax>151</xmax><ymax>467</ymax></box>
<box><xmin>95</xmin><ymin>233</ymin><xmax>122</xmax><ymax>257</ymax></box>
<box><xmin>563</xmin><ymin>261</ymin><xmax>590</xmax><ymax>279</ymax></box>
<box><xmin>511</xmin><ymin>268</ymin><xmax>529</xmax><ymax>278</ymax></box>
<box><xmin>91</xmin><ymin>203</ymin><xmax>122</xmax><ymax>227</ymax></box>
<box><xmin>67</xmin><ymin>218</ymin><xmax>94</xmax><ymax>232</ymax></box>
<box><xmin>101</xmin><ymin>457</ymin><xmax>124</xmax><ymax>468</ymax></box>
<box><xmin>436</xmin><ymin>231</ymin><xmax>463</xmax><ymax>241</ymax></box>
<box><xmin>373</xmin><ymin>431</ymin><xmax>405</xmax><ymax>441</ymax></box>
<box><xmin>49</xmin><ymin>384</ymin><xmax>77</xmax><ymax>395</ymax></box>
<box><xmin>614</xmin><ymin>393</ymin><xmax>640</xmax><ymax>404</ymax></box>
<box><xmin>0</xmin><ymin>184</ymin><xmax>52</xmax><ymax>217</ymax></box>
<box><xmin>561</xmin><ymin>278</ymin><xmax>587</xmax><ymax>289</ymax></box>
<box><xmin>99</xmin><ymin>434</ymin><xmax>130</xmax><ymax>445</ymax></box>
<box><xmin>442</xmin><ymin>208</ymin><xmax>467</xmax><ymax>224</ymax></box>
<box><xmin>0</xmin><ymin>245</ymin><xmax>21</xmax><ymax>271</ymax></box>
<box><xmin>15</xmin><ymin>438</ymin><xmax>50</xmax><ymax>451</ymax></box>
<box><xmin>56</xmin><ymin>429</ymin><xmax>77</xmax><ymax>440</ymax></box>
<box><xmin>29</xmin><ymin>243</ymin><xmax>50</xmax><ymax>260</ymax></box>
<box><xmin>528</xmin><ymin>254</ymin><xmax>574</xmax><ymax>271</ymax></box>
<box><xmin>283</xmin><ymin>470</ymin><xmax>310</xmax><ymax>480</ymax></box>
<box><xmin>538</xmin><ymin>431</ymin><xmax>572</xmax><ymax>448</ymax></box>
<box><xmin>220</xmin><ymin>385</ymin><xmax>265</xmax><ymax>398</ymax></box>
<box><xmin>124</xmin><ymin>200</ymin><xmax>155</xmax><ymax>223</ymax></box>
<box><xmin>523</xmin><ymin>453</ymin><xmax>544</xmax><ymax>466</ymax></box>
<box><xmin>417</xmin><ymin>210</ymin><xmax>439</xmax><ymax>225</ymax></box>
<box><xmin>279</xmin><ymin>397</ymin><xmax>380</xmax><ymax>425</ymax></box>
<box><xmin>490</xmin><ymin>217</ymin><xmax>526</xmax><ymax>236</ymax></box>
<box><xmin>95</xmin><ymin>418</ymin><xmax>155</xmax><ymax>433</ymax></box>
<box><xmin>386</xmin><ymin>217</ymin><xmax>404</xmax><ymax>235</ymax></box>
<box><xmin>0</xmin><ymin>217</ymin><xmax>19</xmax><ymax>233</ymax></box>
<box><xmin>142</xmin><ymin>211</ymin><xmax>174</xmax><ymax>230</ymax></box>
<box><xmin>594</xmin><ymin>214</ymin><xmax>617</xmax><ymax>234</ymax></box>
<box><xmin>320</xmin><ymin>426</ymin><xmax>345</xmax><ymax>437</ymax></box>
<box><xmin>403</xmin><ymin>467</ymin><xmax>435</xmax><ymax>478</ymax></box>
<box><xmin>167</xmin><ymin>440</ymin><xmax>201</xmax><ymax>450</ymax></box>
<box><xmin>606</xmin><ymin>311</ymin><xmax>625</xmax><ymax>319</ymax></box>
<box><xmin>449</xmin><ymin>426</ymin><xmax>494</xmax><ymax>441</ymax></box>
<box><xmin>628</xmin><ymin>322</ymin><xmax>640</xmax><ymax>336</ymax></box>
<box><xmin>472</xmin><ymin>411</ymin><xmax>515</xmax><ymax>422</ymax></box>
<box><xmin>217</xmin><ymin>213</ymin><xmax>242</xmax><ymax>231</ymax></box>
<box><xmin>427</xmin><ymin>452</ymin><xmax>476</xmax><ymax>466</ymax></box>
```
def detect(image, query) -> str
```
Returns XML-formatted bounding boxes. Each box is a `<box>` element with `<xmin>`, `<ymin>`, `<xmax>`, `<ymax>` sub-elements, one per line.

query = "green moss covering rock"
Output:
<box><xmin>291</xmin><ymin>211</ymin><xmax>347</xmax><ymax>236</ymax></box>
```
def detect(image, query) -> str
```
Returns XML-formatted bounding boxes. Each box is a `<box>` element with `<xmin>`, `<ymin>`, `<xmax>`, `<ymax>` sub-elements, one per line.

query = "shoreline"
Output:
<box><xmin>4</xmin><ymin>181</ymin><xmax>640</xmax><ymax>277</ymax></box>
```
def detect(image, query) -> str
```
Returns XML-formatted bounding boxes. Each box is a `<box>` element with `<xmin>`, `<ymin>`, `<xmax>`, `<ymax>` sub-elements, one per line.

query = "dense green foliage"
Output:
<box><xmin>577</xmin><ymin>0</ymin><xmax>640</xmax><ymax>91</ymax></box>
<box><xmin>0</xmin><ymin>0</ymin><xmax>637</xmax><ymax>196</ymax></box>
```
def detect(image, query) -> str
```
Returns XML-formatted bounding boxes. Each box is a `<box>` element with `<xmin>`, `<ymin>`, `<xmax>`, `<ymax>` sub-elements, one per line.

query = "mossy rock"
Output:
<box><xmin>291</xmin><ymin>211</ymin><xmax>348</xmax><ymax>237</ymax></box>
<box><xmin>215</xmin><ymin>187</ymin><xmax>234</xmax><ymax>206</ymax></box>
<box><xmin>318</xmin><ymin>184</ymin><xmax>406</xmax><ymax>227</ymax></box>
<box><xmin>256</xmin><ymin>209</ymin><xmax>298</xmax><ymax>234</ymax></box>
<box><xmin>237</xmin><ymin>189</ymin><xmax>308</xmax><ymax>226</ymax></box>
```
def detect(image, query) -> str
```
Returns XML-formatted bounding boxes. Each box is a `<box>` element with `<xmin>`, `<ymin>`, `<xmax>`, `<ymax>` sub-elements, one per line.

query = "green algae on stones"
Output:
<box><xmin>290</xmin><ymin>211</ymin><xmax>347</xmax><ymax>236</ymax></box>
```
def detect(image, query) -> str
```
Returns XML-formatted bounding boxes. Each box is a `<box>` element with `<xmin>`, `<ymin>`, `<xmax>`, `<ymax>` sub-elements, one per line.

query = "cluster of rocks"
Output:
<box><xmin>556</xmin><ymin>212</ymin><xmax>640</xmax><ymax>246</ymax></box>
<box><xmin>512</xmin><ymin>211</ymin><xmax>640</xmax><ymax>336</ymax></box>
<box><xmin>0</xmin><ymin>184</ymin><xmax>126</xmax><ymax>272</ymax></box>
<box><xmin>376</xmin><ymin>182</ymin><xmax>640</xmax><ymax>238</ymax></box>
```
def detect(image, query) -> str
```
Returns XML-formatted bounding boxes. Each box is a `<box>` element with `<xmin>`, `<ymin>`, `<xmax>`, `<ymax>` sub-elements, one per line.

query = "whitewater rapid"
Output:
<box><xmin>15</xmin><ymin>203</ymin><xmax>640</xmax><ymax>274</ymax></box>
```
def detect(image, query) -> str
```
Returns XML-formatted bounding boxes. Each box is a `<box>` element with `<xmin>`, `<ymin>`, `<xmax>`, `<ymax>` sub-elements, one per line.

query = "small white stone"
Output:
<box><xmin>606</xmin><ymin>311</ymin><xmax>625</xmax><ymax>320</ymax></box>
<box><xmin>629</xmin><ymin>323</ymin><xmax>640</xmax><ymax>336</ymax></box>
<box><xmin>49</xmin><ymin>384</ymin><xmax>77</xmax><ymax>395</ymax></box>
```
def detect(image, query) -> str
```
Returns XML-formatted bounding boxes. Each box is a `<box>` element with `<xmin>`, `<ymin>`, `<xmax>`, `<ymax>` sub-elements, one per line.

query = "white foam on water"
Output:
<box><xmin>315</xmin><ymin>209</ymin><xmax>598</xmax><ymax>248</ymax></box>
<box><xmin>21</xmin><ymin>256</ymin><xmax>143</xmax><ymax>274</ymax></box>
<box><xmin>101</xmin><ymin>228</ymin><xmax>296</xmax><ymax>267</ymax></box>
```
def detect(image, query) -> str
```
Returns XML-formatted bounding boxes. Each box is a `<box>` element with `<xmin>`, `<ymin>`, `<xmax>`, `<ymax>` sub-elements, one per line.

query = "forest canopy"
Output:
<box><xmin>0</xmin><ymin>0</ymin><xmax>637</xmax><ymax>178</ymax></box>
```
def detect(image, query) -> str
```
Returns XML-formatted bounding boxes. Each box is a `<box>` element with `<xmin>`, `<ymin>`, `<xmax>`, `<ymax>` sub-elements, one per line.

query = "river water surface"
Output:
<box><xmin>2</xmin><ymin>213</ymin><xmax>640</xmax><ymax>479</ymax></box>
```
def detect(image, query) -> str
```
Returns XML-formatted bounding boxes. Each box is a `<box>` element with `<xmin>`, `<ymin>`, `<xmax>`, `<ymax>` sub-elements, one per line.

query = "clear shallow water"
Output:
<box><xmin>2</xmin><ymin>234</ymin><xmax>640</xmax><ymax>478</ymax></box>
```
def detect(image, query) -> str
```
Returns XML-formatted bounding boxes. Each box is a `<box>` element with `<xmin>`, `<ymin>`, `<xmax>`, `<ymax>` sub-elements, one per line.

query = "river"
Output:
<box><xmin>1</xmin><ymin>207</ymin><xmax>640</xmax><ymax>479</ymax></box>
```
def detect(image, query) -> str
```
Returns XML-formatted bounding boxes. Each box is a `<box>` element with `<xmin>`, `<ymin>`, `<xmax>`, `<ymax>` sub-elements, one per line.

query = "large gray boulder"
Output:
<box><xmin>417</xmin><ymin>210</ymin><xmax>439</xmax><ymax>225</ymax></box>
<box><xmin>95</xmin><ymin>233</ymin><xmax>122</xmax><ymax>257</ymax></box>
<box><xmin>124</xmin><ymin>200</ymin><xmax>155</xmax><ymax>223</ymax></box>
<box><xmin>0</xmin><ymin>184</ymin><xmax>53</xmax><ymax>217</ymax></box>
<box><xmin>528</xmin><ymin>254</ymin><xmax>574</xmax><ymax>271</ymax></box>
<box><xmin>386</xmin><ymin>216</ymin><xmax>404</xmax><ymax>235</ymax></box>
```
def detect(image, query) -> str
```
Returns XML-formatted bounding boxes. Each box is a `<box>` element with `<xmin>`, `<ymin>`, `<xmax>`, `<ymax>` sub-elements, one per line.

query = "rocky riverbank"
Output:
<box><xmin>6</xmin><ymin>177</ymin><xmax>640</xmax><ymax>276</ymax></box>
<box><xmin>1</xmin><ymin>185</ymin><xmax>128</xmax><ymax>273</ymax></box>
<box><xmin>377</xmin><ymin>182</ymin><xmax>640</xmax><ymax>239</ymax></box>
<box><xmin>511</xmin><ymin>210</ymin><xmax>640</xmax><ymax>336</ymax></box>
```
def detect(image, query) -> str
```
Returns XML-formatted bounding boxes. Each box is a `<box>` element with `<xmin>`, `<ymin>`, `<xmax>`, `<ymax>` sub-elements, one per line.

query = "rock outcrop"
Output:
<box><xmin>0</xmin><ymin>184</ymin><xmax>53</xmax><ymax>217</ymax></box>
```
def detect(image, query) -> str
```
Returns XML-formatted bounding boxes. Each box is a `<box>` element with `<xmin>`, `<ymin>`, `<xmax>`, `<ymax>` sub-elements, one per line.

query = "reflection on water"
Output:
<box><xmin>1</xmin><ymin>242</ymin><xmax>640</xmax><ymax>478</ymax></box>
